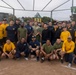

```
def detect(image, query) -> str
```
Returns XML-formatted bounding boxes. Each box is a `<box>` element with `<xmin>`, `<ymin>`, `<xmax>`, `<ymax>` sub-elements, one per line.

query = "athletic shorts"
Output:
<box><xmin>31</xmin><ymin>51</ymin><xmax>36</xmax><ymax>56</ymax></box>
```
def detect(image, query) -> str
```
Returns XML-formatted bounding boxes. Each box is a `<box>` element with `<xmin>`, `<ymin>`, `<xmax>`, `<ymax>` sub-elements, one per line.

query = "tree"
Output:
<box><xmin>42</xmin><ymin>16</ymin><xmax>51</xmax><ymax>23</ymax></box>
<box><xmin>8</xmin><ymin>14</ymin><xmax>16</xmax><ymax>22</ymax></box>
<box><xmin>24</xmin><ymin>17</ymin><xmax>33</xmax><ymax>22</ymax></box>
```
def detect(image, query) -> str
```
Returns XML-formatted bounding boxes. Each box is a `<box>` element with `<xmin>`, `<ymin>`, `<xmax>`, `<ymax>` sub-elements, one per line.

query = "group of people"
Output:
<box><xmin>0</xmin><ymin>18</ymin><xmax>76</xmax><ymax>67</ymax></box>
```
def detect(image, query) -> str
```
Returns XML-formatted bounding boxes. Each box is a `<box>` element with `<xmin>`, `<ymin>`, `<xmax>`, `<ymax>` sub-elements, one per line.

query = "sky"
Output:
<box><xmin>0</xmin><ymin>0</ymin><xmax>76</xmax><ymax>21</ymax></box>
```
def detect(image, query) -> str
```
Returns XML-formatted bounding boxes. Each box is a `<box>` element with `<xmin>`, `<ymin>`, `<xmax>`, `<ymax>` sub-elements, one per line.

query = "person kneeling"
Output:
<box><xmin>60</xmin><ymin>36</ymin><xmax>75</xmax><ymax>67</ymax></box>
<box><xmin>15</xmin><ymin>38</ymin><xmax>29</xmax><ymax>60</ymax></box>
<box><xmin>29</xmin><ymin>36</ymin><xmax>40</xmax><ymax>61</ymax></box>
<box><xmin>1</xmin><ymin>39</ymin><xmax>16</xmax><ymax>59</ymax></box>
<box><xmin>40</xmin><ymin>39</ymin><xmax>54</xmax><ymax>63</ymax></box>
<box><xmin>53</xmin><ymin>39</ymin><xmax>63</xmax><ymax>60</ymax></box>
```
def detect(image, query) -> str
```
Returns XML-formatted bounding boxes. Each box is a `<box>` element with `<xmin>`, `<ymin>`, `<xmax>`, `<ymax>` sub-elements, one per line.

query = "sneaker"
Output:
<box><xmin>41</xmin><ymin>57</ymin><xmax>45</xmax><ymax>63</ymax></box>
<box><xmin>25</xmin><ymin>58</ymin><xmax>29</xmax><ymax>61</ymax></box>
<box><xmin>61</xmin><ymin>58</ymin><xmax>64</xmax><ymax>64</ymax></box>
<box><xmin>36</xmin><ymin>57</ymin><xmax>39</xmax><ymax>61</ymax></box>
<box><xmin>68</xmin><ymin>63</ymin><xmax>72</xmax><ymax>67</ymax></box>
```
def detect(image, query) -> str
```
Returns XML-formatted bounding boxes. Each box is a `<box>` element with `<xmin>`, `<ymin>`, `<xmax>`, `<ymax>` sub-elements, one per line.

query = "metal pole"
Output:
<box><xmin>51</xmin><ymin>0</ymin><xmax>70</xmax><ymax>22</ymax></box>
<box><xmin>50</xmin><ymin>11</ymin><xmax>53</xmax><ymax>22</ymax></box>
<box><xmin>17</xmin><ymin>0</ymin><xmax>25</xmax><ymax>10</ymax></box>
<box><xmin>0</xmin><ymin>5</ymin><xmax>12</xmax><ymax>9</ymax></box>
<box><xmin>54</xmin><ymin>9</ymin><xmax>70</xmax><ymax>12</ymax></box>
<box><xmin>33</xmin><ymin>0</ymin><xmax>35</xmax><ymax>10</ymax></box>
<box><xmin>41</xmin><ymin>0</ymin><xmax>52</xmax><ymax>11</ymax></box>
<box><xmin>13</xmin><ymin>8</ymin><xmax>15</xmax><ymax>20</ymax></box>
<box><xmin>52</xmin><ymin>0</ymin><xmax>70</xmax><ymax>11</ymax></box>
<box><xmin>1</xmin><ymin>0</ymin><xmax>15</xmax><ymax>20</ymax></box>
<box><xmin>72</xmin><ymin>0</ymin><xmax>74</xmax><ymax>16</ymax></box>
<box><xmin>72</xmin><ymin>0</ymin><xmax>74</xmax><ymax>8</ymax></box>
<box><xmin>15</xmin><ymin>9</ymin><xmax>51</xmax><ymax>12</ymax></box>
<box><xmin>1</xmin><ymin>0</ymin><xmax>13</xmax><ymax>8</ymax></box>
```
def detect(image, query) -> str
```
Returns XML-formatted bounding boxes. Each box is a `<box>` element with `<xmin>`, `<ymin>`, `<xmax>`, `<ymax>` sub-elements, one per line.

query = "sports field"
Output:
<box><xmin>0</xmin><ymin>59</ymin><xmax>76</xmax><ymax>75</ymax></box>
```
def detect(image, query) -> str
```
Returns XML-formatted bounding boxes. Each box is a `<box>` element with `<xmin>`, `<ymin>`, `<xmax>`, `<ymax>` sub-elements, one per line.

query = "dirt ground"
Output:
<box><xmin>0</xmin><ymin>58</ymin><xmax>76</xmax><ymax>75</ymax></box>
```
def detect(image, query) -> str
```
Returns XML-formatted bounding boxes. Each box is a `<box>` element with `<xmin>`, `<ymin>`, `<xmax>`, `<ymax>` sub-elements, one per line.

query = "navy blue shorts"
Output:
<box><xmin>31</xmin><ymin>51</ymin><xmax>36</xmax><ymax>56</ymax></box>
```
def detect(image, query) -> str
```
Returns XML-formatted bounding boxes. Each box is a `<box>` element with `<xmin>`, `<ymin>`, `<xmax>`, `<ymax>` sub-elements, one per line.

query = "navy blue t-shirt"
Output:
<box><xmin>29</xmin><ymin>40</ymin><xmax>40</xmax><ymax>48</ymax></box>
<box><xmin>25</xmin><ymin>24</ymin><xmax>33</xmax><ymax>34</ymax></box>
<box><xmin>6</xmin><ymin>25</ymin><xmax>16</xmax><ymax>42</ymax></box>
<box><xmin>16</xmin><ymin>42</ymin><xmax>29</xmax><ymax>52</ymax></box>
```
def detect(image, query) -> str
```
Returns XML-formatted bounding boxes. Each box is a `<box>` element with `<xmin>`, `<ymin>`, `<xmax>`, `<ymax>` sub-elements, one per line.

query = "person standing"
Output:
<box><xmin>67</xmin><ymin>22</ymin><xmax>75</xmax><ymax>42</ymax></box>
<box><xmin>60</xmin><ymin>27</ymin><xmax>71</xmax><ymax>42</ymax></box>
<box><xmin>36</xmin><ymin>24</ymin><xmax>44</xmax><ymax>43</ymax></box>
<box><xmin>1</xmin><ymin>19</ymin><xmax>8</xmax><ymax>43</ymax></box>
<box><xmin>0</xmin><ymin>25</ymin><xmax>4</xmax><ymax>46</ymax></box>
<box><xmin>25</xmin><ymin>21</ymin><xmax>33</xmax><ymax>43</ymax></box>
<box><xmin>52</xmin><ymin>23</ymin><xmax>61</xmax><ymax>45</ymax></box>
<box><xmin>48</xmin><ymin>22</ymin><xmax>54</xmax><ymax>44</ymax></box>
<box><xmin>42</xmin><ymin>23</ymin><xmax>49</xmax><ymax>44</ymax></box>
<box><xmin>33</xmin><ymin>21</ymin><xmax>40</xmax><ymax>36</ymax></box>
<box><xmin>71</xmin><ymin>21</ymin><xmax>76</xmax><ymax>29</ymax></box>
<box><xmin>0</xmin><ymin>25</ymin><xmax>4</xmax><ymax>60</ymax></box>
<box><xmin>14</xmin><ymin>19</ymin><xmax>20</xmax><ymax>42</ymax></box>
<box><xmin>71</xmin><ymin>21</ymin><xmax>76</xmax><ymax>43</ymax></box>
<box><xmin>6</xmin><ymin>20</ymin><xmax>16</xmax><ymax>43</ymax></box>
<box><xmin>17</xmin><ymin>23</ymin><xmax>27</xmax><ymax>41</ymax></box>
<box><xmin>33</xmin><ymin>21</ymin><xmax>41</xmax><ymax>42</ymax></box>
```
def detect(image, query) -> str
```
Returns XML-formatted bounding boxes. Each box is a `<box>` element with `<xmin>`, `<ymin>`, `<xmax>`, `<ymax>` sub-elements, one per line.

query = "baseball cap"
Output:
<box><xmin>32</xmin><ymin>36</ymin><xmax>36</xmax><ymax>38</ymax></box>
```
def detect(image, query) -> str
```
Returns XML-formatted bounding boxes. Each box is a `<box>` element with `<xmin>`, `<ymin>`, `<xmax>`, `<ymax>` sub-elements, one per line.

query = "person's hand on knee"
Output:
<box><xmin>20</xmin><ymin>52</ymin><xmax>25</xmax><ymax>56</ymax></box>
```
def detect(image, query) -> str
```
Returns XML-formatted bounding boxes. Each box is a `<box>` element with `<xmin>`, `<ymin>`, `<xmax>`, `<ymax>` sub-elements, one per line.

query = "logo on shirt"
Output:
<box><xmin>13</xmin><ymin>28</ymin><xmax>15</xmax><ymax>30</ymax></box>
<box><xmin>24</xmin><ymin>44</ymin><xmax>26</xmax><ymax>46</ymax></box>
<box><xmin>29</xmin><ymin>27</ymin><xmax>31</xmax><ymax>29</ymax></box>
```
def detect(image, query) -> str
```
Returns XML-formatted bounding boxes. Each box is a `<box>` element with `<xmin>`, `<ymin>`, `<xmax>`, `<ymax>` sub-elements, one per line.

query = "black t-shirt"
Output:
<box><xmin>14</xmin><ymin>23</ymin><xmax>20</xmax><ymax>31</ymax></box>
<box><xmin>42</xmin><ymin>29</ymin><xmax>49</xmax><ymax>41</ymax></box>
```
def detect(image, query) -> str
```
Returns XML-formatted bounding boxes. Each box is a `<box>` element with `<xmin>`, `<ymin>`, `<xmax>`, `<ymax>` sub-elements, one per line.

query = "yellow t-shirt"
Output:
<box><xmin>62</xmin><ymin>40</ymin><xmax>75</xmax><ymax>53</ymax></box>
<box><xmin>3</xmin><ymin>42</ymin><xmax>15</xmax><ymax>52</ymax></box>
<box><xmin>1</xmin><ymin>24</ymin><xmax>8</xmax><ymax>37</ymax></box>
<box><xmin>60</xmin><ymin>31</ymin><xmax>71</xmax><ymax>42</ymax></box>
<box><xmin>0</xmin><ymin>26</ymin><xmax>4</xmax><ymax>39</ymax></box>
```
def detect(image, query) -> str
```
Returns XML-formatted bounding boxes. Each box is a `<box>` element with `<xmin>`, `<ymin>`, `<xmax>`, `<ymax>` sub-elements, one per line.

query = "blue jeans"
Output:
<box><xmin>64</xmin><ymin>53</ymin><xmax>73</xmax><ymax>64</ymax></box>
